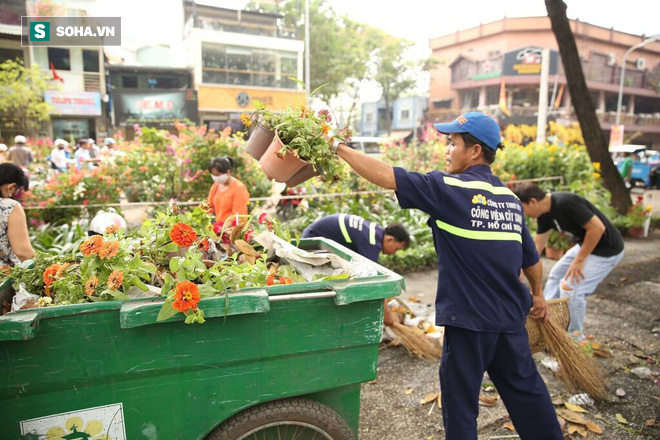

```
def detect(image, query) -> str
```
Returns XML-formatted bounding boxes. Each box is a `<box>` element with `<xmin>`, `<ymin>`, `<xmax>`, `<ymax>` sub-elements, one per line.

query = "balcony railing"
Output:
<box><xmin>184</xmin><ymin>16</ymin><xmax>297</xmax><ymax>39</ymax></box>
<box><xmin>452</xmin><ymin>58</ymin><xmax>660</xmax><ymax>93</ymax></box>
<box><xmin>427</xmin><ymin>105</ymin><xmax>660</xmax><ymax>129</ymax></box>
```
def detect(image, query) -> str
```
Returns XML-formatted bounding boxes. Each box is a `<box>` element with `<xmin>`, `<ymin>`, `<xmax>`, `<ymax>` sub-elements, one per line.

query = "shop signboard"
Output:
<box><xmin>113</xmin><ymin>90</ymin><xmax>198</xmax><ymax>127</ymax></box>
<box><xmin>45</xmin><ymin>91</ymin><xmax>102</xmax><ymax>116</ymax></box>
<box><xmin>502</xmin><ymin>47</ymin><xmax>559</xmax><ymax>76</ymax></box>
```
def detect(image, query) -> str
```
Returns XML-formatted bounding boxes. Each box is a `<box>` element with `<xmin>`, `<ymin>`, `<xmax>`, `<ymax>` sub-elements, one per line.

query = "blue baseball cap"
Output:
<box><xmin>433</xmin><ymin>112</ymin><xmax>501</xmax><ymax>150</ymax></box>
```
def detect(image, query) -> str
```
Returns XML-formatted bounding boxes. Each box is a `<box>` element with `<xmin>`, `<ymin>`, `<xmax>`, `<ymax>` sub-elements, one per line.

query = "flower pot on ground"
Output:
<box><xmin>259</xmin><ymin>131</ymin><xmax>308</xmax><ymax>182</ymax></box>
<box><xmin>628</xmin><ymin>226</ymin><xmax>644</xmax><ymax>238</ymax></box>
<box><xmin>285</xmin><ymin>163</ymin><xmax>320</xmax><ymax>187</ymax></box>
<box><xmin>545</xmin><ymin>246</ymin><xmax>565</xmax><ymax>260</ymax></box>
<box><xmin>245</xmin><ymin>123</ymin><xmax>275</xmax><ymax>160</ymax></box>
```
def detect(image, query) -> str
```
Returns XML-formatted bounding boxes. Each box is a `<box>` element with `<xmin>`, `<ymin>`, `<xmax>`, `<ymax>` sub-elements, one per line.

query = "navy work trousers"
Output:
<box><xmin>440</xmin><ymin>326</ymin><xmax>563</xmax><ymax>440</ymax></box>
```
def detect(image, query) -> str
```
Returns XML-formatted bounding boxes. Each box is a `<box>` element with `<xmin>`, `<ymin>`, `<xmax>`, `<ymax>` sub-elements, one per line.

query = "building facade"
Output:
<box><xmin>361</xmin><ymin>96</ymin><xmax>428</xmax><ymax>138</ymax></box>
<box><xmin>107</xmin><ymin>65</ymin><xmax>197</xmax><ymax>139</ymax></box>
<box><xmin>428</xmin><ymin>17</ymin><xmax>660</xmax><ymax>148</ymax></box>
<box><xmin>181</xmin><ymin>1</ymin><xmax>305</xmax><ymax>132</ymax></box>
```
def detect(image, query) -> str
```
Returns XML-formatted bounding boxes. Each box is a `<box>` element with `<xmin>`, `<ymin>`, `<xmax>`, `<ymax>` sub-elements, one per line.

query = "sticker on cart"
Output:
<box><xmin>20</xmin><ymin>403</ymin><xmax>127</xmax><ymax>439</ymax></box>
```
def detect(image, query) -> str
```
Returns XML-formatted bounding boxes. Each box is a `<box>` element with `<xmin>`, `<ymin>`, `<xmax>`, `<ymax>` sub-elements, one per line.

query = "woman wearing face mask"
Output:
<box><xmin>207</xmin><ymin>156</ymin><xmax>250</xmax><ymax>225</ymax></box>
<box><xmin>0</xmin><ymin>163</ymin><xmax>35</xmax><ymax>268</ymax></box>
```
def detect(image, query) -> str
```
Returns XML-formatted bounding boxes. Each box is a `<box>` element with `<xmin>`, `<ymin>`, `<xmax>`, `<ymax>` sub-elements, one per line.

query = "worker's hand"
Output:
<box><xmin>529</xmin><ymin>294</ymin><xmax>549</xmax><ymax>322</ymax></box>
<box><xmin>564</xmin><ymin>259</ymin><xmax>586</xmax><ymax>285</ymax></box>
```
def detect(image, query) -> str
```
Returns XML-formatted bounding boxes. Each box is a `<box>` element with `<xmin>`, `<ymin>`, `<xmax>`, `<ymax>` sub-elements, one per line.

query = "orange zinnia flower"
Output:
<box><xmin>197</xmin><ymin>238</ymin><xmax>210</xmax><ymax>252</ymax></box>
<box><xmin>105</xmin><ymin>225</ymin><xmax>119</xmax><ymax>234</ymax></box>
<box><xmin>43</xmin><ymin>264</ymin><xmax>61</xmax><ymax>286</ymax></box>
<box><xmin>170</xmin><ymin>223</ymin><xmax>197</xmax><ymax>248</ymax></box>
<box><xmin>85</xmin><ymin>276</ymin><xmax>99</xmax><ymax>296</ymax></box>
<box><xmin>279</xmin><ymin>276</ymin><xmax>293</xmax><ymax>285</ymax></box>
<box><xmin>107</xmin><ymin>270</ymin><xmax>124</xmax><ymax>290</ymax></box>
<box><xmin>80</xmin><ymin>235</ymin><xmax>104</xmax><ymax>257</ymax></box>
<box><xmin>172</xmin><ymin>281</ymin><xmax>200</xmax><ymax>312</ymax></box>
<box><xmin>266</xmin><ymin>275</ymin><xmax>276</xmax><ymax>286</ymax></box>
<box><xmin>98</xmin><ymin>240</ymin><xmax>120</xmax><ymax>259</ymax></box>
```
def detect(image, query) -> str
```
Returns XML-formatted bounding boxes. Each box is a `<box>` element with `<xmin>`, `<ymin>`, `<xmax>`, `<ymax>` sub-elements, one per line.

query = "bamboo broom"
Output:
<box><xmin>538</xmin><ymin>319</ymin><xmax>608</xmax><ymax>400</ymax></box>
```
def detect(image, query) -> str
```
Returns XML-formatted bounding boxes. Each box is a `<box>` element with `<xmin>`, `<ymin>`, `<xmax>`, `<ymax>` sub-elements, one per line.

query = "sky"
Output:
<box><xmin>90</xmin><ymin>0</ymin><xmax>659</xmax><ymax>51</ymax></box>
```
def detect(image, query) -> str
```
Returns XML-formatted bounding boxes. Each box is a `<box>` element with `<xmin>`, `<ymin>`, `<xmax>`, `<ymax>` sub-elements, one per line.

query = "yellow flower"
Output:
<box><xmin>240</xmin><ymin>114</ymin><xmax>252</xmax><ymax>127</ymax></box>
<box><xmin>593</xmin><ymin>172</ymin><xmax>601</xmax><ymax>179</ymax></box>
<box><xmin>593</xmin><ymin>162</ymin><xmax>601</xmax><ymax>171</ymax></box>
<box><xmin>549</xmin><ymin>157</ymin><xmax>555</xmax><ymax>162</ymax></box>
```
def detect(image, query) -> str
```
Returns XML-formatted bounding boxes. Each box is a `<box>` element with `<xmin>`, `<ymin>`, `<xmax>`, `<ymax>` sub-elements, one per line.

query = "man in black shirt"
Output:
<box><xmin>514</xmin><ymin>183</ymin><xmax>624</xmax><ymax>336</ymax></box>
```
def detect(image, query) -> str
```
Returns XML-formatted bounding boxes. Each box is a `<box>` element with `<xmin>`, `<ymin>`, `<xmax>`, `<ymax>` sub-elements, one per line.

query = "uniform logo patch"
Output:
<box><xmin>472</xmin><ymin>194</ymin><xmax>488</xmax><ymax>205</ymax></box>
<box><xmin>456</xmin><ymin>115</ymin><xmax>468</xmax><ymax>125</ymax></box>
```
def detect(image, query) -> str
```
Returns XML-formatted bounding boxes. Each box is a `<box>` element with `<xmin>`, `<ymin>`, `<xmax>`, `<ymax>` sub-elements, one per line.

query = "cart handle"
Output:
<box><xmin>268</xmin><ymin>291</ymin><xmax>337</xmax><ymax>302</ymax></box>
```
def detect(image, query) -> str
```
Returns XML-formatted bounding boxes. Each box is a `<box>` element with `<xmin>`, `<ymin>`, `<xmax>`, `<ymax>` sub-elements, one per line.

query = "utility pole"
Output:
<box><xmin>304</xmin><ymin>0</ymin><xmax>310</xmax><ymax>100</ymax></box>
<box><xmin>616</xmin><ymin>35</ymin><xmax>659</xmax><ymax>125</ymax></box>
<box><xmin>536</xmin><ymin>48</ymin><xmax>550</xmax><ymax>144</ymax></box>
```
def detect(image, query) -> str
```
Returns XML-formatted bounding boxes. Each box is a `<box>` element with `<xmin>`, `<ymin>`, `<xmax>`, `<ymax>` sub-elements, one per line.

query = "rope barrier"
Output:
<box><xmin>22</xmin><ymin>176</ymin><xmax>565</xmax><ymax>211</ymax></box>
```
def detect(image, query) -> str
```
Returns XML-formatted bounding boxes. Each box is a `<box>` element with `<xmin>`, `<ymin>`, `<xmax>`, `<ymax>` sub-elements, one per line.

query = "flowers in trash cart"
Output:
<box><xmin>172</xmin><ymin>281</ymin><xmax>201</xmax><ymax>312</ymax></box>
<box><xmin>170</xmin><ymin>222</ymin><xmax>197</xmax><ymax>248</ymax></box>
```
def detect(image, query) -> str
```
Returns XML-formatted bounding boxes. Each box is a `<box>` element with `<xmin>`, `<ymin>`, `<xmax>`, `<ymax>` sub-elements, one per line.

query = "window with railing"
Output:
<box><xmin>202</xmin><ymin>43</ymin><xmax>298</xmax><ymax>89</ymax></box>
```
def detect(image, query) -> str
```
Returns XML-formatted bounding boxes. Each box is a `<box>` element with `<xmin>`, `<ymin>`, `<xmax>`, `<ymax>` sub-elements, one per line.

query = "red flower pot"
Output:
<box><xmin>545</xmin><ymin>246</ymin><xmax>565</xmax><ymax>260</ymax></box>
<box><xmin>628</xmin><ymin>226</ymin><xmax>644</xmax><ymax>238</ymax></box>
<box><xmin>245</xmin><ymin>123</ymin><xmax>275</xmax><ymax>160</ymax></box>
<box><xmin>259</xmin><ymin>131</ymin><xmax>307</xmax><ymax>183</ymax></box>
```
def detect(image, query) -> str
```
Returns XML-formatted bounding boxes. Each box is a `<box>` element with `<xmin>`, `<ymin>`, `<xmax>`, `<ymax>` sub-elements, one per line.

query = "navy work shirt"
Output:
<box><xmin>301</xmin><ymin>214</ymin><xmax>384</xmax><ymax>262</ymax></box>
<box><xmin>394</xmin><ymin>165</ymin><xmax>539</xmax><ymax>332</ymax></box>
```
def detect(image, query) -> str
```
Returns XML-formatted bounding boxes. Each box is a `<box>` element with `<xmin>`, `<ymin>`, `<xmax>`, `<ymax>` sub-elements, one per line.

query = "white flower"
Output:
<box><xmin>37</xmin><ymin>297</ymin><xmax>53</xmax><ymax>307</ymax></box>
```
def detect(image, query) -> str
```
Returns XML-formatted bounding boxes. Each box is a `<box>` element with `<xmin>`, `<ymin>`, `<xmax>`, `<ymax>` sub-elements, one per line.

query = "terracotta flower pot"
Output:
<box><xmin>285</xmin><ymin>163</ymin><xmax>320</xmax><ymax>187</ymax></box>
<box><xmin>545</xmin><ymin>246</ymin><xmax>565</xmax><ymax>260</ymax></box>
<box><xmin>245</xmin><ymin>123</ymin><xmax>275</xmax><ymax>160</ymax></box>
<box><xmin>259</xmin><ymin>131</ymin><xmax>307</xmax><ymax>183</ymax></box>
<box><xmin>628</xmin><ymin>226</ymin><xmax>644</xmax><ymax>238</ymax></box>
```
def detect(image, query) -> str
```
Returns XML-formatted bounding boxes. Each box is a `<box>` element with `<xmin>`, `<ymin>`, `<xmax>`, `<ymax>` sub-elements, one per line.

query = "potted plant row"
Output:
<box><xmin>242</xmin><ymin>82</ymin><xmax>351</xmax><ymax>187</ymax></box>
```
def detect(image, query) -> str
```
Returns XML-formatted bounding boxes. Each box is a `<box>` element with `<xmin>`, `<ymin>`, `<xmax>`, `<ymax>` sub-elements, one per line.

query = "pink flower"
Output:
<box><xmin>258</xmin><ymin>213</ymin><xmax>268</xmax><ymax>224</ymax></box>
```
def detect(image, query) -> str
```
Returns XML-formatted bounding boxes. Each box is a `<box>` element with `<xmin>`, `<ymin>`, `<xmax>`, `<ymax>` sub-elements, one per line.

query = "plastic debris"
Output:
<box><xmin>567</xmin><ymin>393</ymin><xmax>594</xmax><ymax>407</ymax></box>
<box><xmin>541</xmin><ymin>356</ymin><xmax>560</xmax><ymax>372</ymax></box>
<box><xmin>630</xmin><ymin>366</ymin><xmax>652</xmax><ymax>379</ymax></box>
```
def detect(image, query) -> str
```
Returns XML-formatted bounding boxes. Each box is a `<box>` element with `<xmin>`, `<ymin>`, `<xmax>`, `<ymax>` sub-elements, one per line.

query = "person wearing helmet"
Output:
<box><xmin>50</xmin><ymin>139</ymin><xmax>71</xmax><ymax>172</ymax></box>
<box><xmin>88</xmin><ymin>210</ymin><xmax>127</xmax><ymax>236</ymax></box>
<box><xmin>0</xmin><ymin>144</ymin><xmax>7</xmax><ymax>163</ymax></box>
<box><xmin>7</xmin><ymin>135</ymin><xmax>33</xmax><ymax>168</ymax></box>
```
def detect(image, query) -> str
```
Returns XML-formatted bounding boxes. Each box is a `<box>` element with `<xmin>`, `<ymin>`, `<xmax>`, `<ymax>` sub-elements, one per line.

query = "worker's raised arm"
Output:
<box><xmin>337</xmin><ymin>143</ymin><xmax>396</xmax><ymax>190</ymax></box>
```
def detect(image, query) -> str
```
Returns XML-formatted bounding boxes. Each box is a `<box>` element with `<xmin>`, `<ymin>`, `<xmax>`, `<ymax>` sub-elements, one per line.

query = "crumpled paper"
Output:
<box><xmin>253</xmin><ymin>231</ymin><xmax>378</xmax><ymax>281</ymax></box>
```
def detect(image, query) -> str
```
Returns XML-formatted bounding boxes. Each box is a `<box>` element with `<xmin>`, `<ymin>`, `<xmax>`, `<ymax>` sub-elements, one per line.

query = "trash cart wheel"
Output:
<box><xmin>207</xmin><ymin>397</ymin><xmax>355</xmax><ymax>440</ymax></box>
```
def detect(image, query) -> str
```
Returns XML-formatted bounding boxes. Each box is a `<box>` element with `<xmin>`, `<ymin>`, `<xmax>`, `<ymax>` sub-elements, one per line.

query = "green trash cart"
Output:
<box><xmin>0</xmin><ymin>238</ymin><xmax>405</xmax><ymax>440</ymax></box>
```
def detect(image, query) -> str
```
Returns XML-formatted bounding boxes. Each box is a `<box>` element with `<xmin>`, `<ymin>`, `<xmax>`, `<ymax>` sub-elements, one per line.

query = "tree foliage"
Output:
<box><xmin>246</xmin><ymin>0</ymin><xmax>377</xmax><ymax>102</ymax></box>
<box><xmin>0</xmin><ymin>59</ymin><xmax>53</xmax><ymax>135</ymax></box>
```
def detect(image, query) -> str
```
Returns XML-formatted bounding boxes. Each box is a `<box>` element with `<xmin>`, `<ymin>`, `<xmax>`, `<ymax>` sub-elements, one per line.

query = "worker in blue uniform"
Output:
<box><xmin>302</xmin><ymin>214</ymin><xmax>410</xmax><ymax>325</ymax></box>
<box><xmin>332</xmin><ymin>112</ymin><xmax>562</xmax><ymax>439</ymax></box>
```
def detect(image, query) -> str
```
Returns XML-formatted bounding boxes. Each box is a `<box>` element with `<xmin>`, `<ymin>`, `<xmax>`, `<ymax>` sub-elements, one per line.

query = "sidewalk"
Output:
<box><xmin>359</xmin><ymin>232</ymin><xmax>660</xmax><ymax>439</ymax></box>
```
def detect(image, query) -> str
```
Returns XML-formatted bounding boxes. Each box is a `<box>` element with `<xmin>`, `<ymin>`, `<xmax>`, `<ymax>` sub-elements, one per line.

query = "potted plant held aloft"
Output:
<box><xmin>242</xmin><ymin>80</ymin><xmax>351</xmax><ymax>186</ymax></box>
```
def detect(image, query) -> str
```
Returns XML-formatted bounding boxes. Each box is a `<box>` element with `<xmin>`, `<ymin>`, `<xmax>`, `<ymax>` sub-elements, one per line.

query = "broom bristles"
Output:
<box><xmin>539</xmin><ymin>319</ymin><xmax>608</xmax><ymax>400</ymax></box>
<box><xmin>391</xmin><ymin>322</ymin><xmax>442</xmax><ymax>361</ymax></box>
